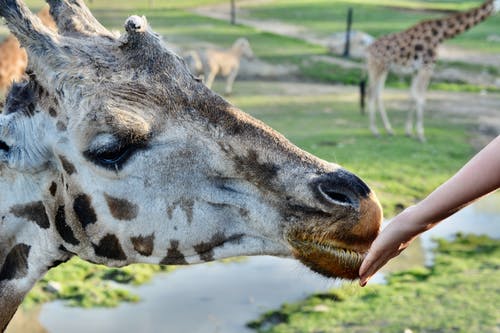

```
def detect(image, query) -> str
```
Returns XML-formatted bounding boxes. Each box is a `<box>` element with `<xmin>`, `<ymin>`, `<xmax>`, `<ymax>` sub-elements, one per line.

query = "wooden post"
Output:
<box><xmin>230</xmin><ymin>0</ymin><xmax>236</xmax><ymax>25</ymax></box>
<box><xmin>343</xmin><ymin>8</ymin><xmax>353</xmax><ymax>58</ymax></box>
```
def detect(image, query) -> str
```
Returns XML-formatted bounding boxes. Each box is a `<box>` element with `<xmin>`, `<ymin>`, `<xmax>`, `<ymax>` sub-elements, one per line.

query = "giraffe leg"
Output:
<box><xmin>405</xmin><ymin>105</ymin><xmax>416</xmax><ymax>137</ymax></box>
<box><xmin>374</xmin><ymin>71</ymin><xmax>394</xmax><ymax>135</ymax></box>
<box><xmin>367</xmin><ymin>78</ymin><xmax>379</xmax><ymax>137</ymax></box>
<box><xmin>413</xmin><ymin>67</ymin><xmax>433</xmax><ymax>142</ymax></box>
<box><xmin>367</xmin><ymin>66</ymin><xmax>384</xmax><ymax>137</ymax></box>
<box><xmin>406</xmin><ymin>75</ymin><xmax>420</xmax><ymax>137</ymax></box>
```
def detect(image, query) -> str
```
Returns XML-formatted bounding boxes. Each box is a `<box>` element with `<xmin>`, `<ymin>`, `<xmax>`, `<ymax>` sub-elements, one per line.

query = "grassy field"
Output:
<box><xmin>247</xmin><ymin>234</ymin><xmax>500</xmax><ymax>333</ymax></box>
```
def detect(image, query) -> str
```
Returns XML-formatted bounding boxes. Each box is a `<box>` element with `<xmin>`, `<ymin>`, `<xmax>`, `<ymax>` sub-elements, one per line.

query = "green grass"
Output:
<box><xmin>247</xmin><ymin>234</ymin><xmax>500</xmax><ymax>333</ymax></box>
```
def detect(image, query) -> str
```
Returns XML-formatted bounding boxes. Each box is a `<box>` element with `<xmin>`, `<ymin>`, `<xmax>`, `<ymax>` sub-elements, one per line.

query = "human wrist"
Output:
<box><xmin>398</xmin><ymin>205</ymin><xmax>432</xmax><ymax>233</ymax></box>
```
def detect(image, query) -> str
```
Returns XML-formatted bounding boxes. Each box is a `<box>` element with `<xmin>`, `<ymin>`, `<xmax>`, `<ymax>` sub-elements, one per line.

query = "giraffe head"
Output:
<box><xmin>0</xmin><ymin>1</ymin><xmax>382</xmax><ymax>322</ymax></box>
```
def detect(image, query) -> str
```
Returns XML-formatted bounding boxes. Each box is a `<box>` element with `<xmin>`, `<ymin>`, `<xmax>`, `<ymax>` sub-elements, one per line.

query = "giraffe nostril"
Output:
<box><xmin>318</xmin><ymin>183</ymin><xmax>356</xmax><ymax>207</ymax></box>
<box><xmin>313</xmin><ymin>169</ymin><xmax>371</xmax><ymax>210</ymax></box>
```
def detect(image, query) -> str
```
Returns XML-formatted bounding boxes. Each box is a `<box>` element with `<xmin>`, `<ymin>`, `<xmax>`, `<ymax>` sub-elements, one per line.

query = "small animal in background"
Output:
<box><xmin>0</xmin><ymin>6</ymin><xmax>56</xmax><ymax>97</ymax></box>
<box><xmin>185</xmin><ymin>37</ymin><xmax>254</xmax><ymax>95</ymax></box>
<box><xmin>361</xmin><ymin>0</ymin><xmax>499</xmax><ymax>142</ymax></box>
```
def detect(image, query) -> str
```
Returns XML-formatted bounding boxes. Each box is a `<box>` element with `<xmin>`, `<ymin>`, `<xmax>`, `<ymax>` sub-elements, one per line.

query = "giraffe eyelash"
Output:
<box><xmin>84</xmin><ymin>135</ymin><xmax>148</xmax><ymax>171</ymax></box>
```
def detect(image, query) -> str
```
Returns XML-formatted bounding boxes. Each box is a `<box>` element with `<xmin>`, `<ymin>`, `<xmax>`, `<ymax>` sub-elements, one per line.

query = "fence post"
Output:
<box><xmin>230</xmin><ymin>0</ymin><xmax>236</xmax><ymax>25</ymax></box>
<box><xmin>343</xmin><ymin>8</ymin><xmax>353</xmax><ymax>58</ymax></box>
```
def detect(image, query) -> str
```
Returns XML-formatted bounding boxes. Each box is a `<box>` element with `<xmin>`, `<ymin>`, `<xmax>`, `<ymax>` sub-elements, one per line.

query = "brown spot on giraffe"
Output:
<box><xmin>56</xmin><ymin>121</ymin><xmax>67</xmax><ymax>131</ymax></box>
<box><xmin>160</xmin><ymin>240</ymin><xmax>187</xmax><ymax>265</ymax></box>
<box><xmin>193</xmin><ymin>232</ymin><xmax>243</xmax><ymax>262</ymax></box>
<box><xmin>0</xmin><ymin>244</ymin><xmax>31</xmax><ymax>281</ymax></box>
<box><xmin>232</xmin><ymin>149</ymin><xmax>279</xmax><ymax>190</ymax></box>
<box><xmin>10</xmin><ymin>201</ymin><xmax>50</xmax><ymax>229</ymax></box>
<box><xmin>48</xmin><ymin>107</ymin><xmax>57</xmax><ymax>117</ymax></box>
<box><xmin>166</xmin><ymin>199</ymin><xmax>194</xmax><ymax>224</ymax></box>
<box><xmin>59</xmin><ymin>155</ymin><xmax>77</xmax><ymax>175</ymax></box>
<box><xmin>104</xmin><ymin>193</ymin><xmax>139</xmax><ymax>220</ymax></box>
<box><xmin>131</xmin><ymin>234</ymin><xmax>155</xmax><ymax>256</ymax></box>
<box><xmin>55</xmin><ymin>205</ymin><xmax>80</xmax><ymax>245</ymax></box>
<box><xmin>73</xmin><ymin>194</ymin><xmax>97</xmax><ymax>228</ymax></box>
<box><xmin>49</xmin><ymin>181</ymin><xmax>57</xmax><ymax>196</ymax></box>
<box><xmin>92</xmin><ymin>234</ymin><xmax>127</xmax><ymax>261</ymax></box>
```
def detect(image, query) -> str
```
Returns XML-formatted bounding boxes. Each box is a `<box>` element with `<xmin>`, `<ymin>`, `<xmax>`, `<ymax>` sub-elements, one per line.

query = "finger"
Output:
<box><xmin>359</xmin><ymin>255</ymin><xmax>392</xmax><ymax>286</ymax></box>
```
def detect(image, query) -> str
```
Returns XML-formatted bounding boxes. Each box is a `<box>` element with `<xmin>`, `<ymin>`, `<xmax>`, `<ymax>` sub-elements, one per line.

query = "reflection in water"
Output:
<box><xmin>7</xmin><ymin>194</ymin><xmax>500</xmax><ymax>333</ymax></box>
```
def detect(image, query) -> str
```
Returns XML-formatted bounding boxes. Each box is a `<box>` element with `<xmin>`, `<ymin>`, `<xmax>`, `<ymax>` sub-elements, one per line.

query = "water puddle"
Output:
<box><xmin>7</xmin><ymin>193</ymin><xmax>500</xmax><ymax>333</ymax></box>
<box><xmin>39</xmin><ymin>257</ymin><xmax>335</xmax><ymax>333</ymax></box>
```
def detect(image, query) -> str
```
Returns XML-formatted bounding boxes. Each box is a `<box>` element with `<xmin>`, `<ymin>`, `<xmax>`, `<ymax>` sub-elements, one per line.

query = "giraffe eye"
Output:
<box><xmin>93</xmin><ymin>144</ymin><xmax>132</xmax><ymax>167</ymax></box>
<box><xmin>84</xmin><ymin>134</ymin><xmax>136</xmax><ymax>170</ymax></box>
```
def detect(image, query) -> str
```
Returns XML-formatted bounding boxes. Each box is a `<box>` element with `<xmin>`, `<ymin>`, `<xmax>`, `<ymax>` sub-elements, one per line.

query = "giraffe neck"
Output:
<box><xmin>434</xmin><ymin>0</ymin><xmax>495</xmax><ymax>40</ymax></box>
<box><xmin>0</xmin><ymin>278</ymin><xmax>27</xmax><ymax>332</ymax></box>
<box><xmin>0</xmin><ymin>168</ymin><xmax>69</xmax><ymax>332</ymax></box>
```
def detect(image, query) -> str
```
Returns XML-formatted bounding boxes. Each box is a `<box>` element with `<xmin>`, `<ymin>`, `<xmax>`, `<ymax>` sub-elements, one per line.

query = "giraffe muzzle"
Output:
<box><xmin>286</xmin><ymin>169</ymin><xmax>382</xmax><ymax>280</ymax></box>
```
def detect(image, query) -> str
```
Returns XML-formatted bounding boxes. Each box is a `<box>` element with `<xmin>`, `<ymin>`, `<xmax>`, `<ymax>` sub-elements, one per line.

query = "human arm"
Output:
<box><xmin>359</xmin><ymin>135</ymin><xmax>500</xmax><ymax>286</ymax></box>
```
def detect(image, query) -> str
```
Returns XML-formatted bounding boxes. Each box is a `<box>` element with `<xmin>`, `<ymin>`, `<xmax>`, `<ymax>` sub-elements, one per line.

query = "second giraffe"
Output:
<box><xmin>362</xmin><ymin>0</ymin><xmax>499</xmax><ymax>142</ymax></box>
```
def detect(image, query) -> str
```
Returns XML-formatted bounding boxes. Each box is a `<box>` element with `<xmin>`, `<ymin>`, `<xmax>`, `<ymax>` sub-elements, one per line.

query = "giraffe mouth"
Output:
<box><xmin>287</xmin><ymin>238</ymin><xmax>366</xmax><ymax>280</ymax></box>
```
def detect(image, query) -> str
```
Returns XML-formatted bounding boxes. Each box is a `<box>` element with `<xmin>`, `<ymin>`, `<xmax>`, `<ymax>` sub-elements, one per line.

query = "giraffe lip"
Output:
<box><xmin>288</xmin><ymin>238</ymin><xmax>366</xmax><ymax>279</ymax></box>
<box><xmin>291</xmin><ymin>240</ymin><xmax>365</xmax><ymax>265</ymax></box>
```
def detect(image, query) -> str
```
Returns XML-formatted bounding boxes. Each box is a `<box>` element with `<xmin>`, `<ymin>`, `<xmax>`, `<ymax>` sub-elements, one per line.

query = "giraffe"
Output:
<box><xmin>0</xmin><ymin>0</ymin><xmax>383</xmax><ymax>331</ymax></box>
<box><xmin>0</xmin><ymin>6</ymin><xmax>56</xmax><ymax>97</ymax></box>
<box><xmin>363</xmin><ymin>0</ymin><xmax>500</xmax><ymax>142</ymax></box>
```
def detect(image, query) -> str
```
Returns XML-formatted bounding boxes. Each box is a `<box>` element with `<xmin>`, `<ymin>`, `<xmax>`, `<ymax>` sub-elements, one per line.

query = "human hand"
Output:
<box><xmin>358</xmin><ymin>206</ymin><xmax>426</xmax><ymax>286</ymax></box>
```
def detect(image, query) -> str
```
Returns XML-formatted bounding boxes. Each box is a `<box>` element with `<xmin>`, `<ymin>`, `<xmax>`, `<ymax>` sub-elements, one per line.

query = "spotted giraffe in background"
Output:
<box><xmin>363</xmin><ymin>0</ymin><xmax>500</xmax><ymax>142</ymax></box>
<box><xmin>0</xmin><ymin>0</ymin><xmax>383</xmax><ymax>331</ymax></box>
<box><xmin>0</xmin><ymin>6</ymin><xmax>56</xmax><ymax>96</ymax></box>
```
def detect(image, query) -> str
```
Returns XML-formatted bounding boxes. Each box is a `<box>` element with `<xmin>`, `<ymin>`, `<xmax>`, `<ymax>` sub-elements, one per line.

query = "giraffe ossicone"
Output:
<box><xmin>0</xmin><ymin>0</ymin><xmax>382</xmax><ymax>331</ymax></box>
<box><xmin>363</xmin><ymin>0</ymin><xmax>498</xmax><ymax>142</ymax></box>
